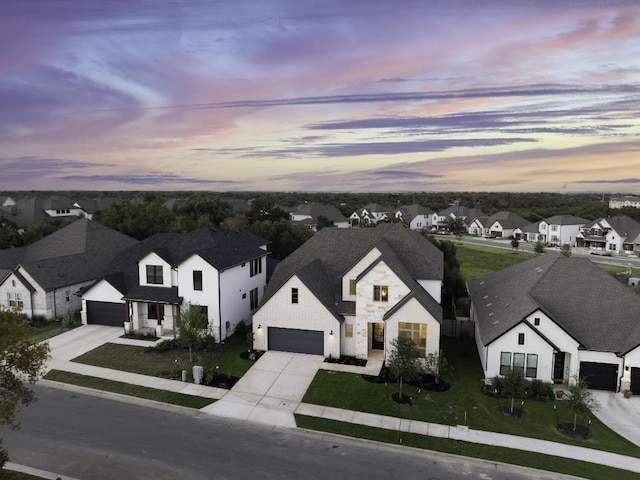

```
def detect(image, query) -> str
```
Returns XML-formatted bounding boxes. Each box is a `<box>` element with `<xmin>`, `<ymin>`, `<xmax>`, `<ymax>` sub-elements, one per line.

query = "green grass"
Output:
<box><xmin>456</xmin><ymin>243</ymin><xmax>534</xmax><ymax>282</ymax></box>
<box><xmin>0</xmin><ymin>470</ymin><xmax>45</xmax><ymax>480</ymax></box>
<box><xmin>295</xmin><ymin>415</ymin><xmax>639</xmax><ymax>480</ymax></box>
<box><xmin>302</xmin><ymin>336</ymin><xmax>640</xmax><ymax>458</ymax></box>
<box><xmin>71</xmin><ymin>333</ymin><xmax>255</xmax><ymax>381</ymax></box>
<box><xmin>44</xmin><ymin>370</ymin><xmax>214</xmax><ymax>409</ymax></box>
<box><xmin>26</xmin><ymin>320</ymin><xmax>66</xmax><ymax>343</ymax></box>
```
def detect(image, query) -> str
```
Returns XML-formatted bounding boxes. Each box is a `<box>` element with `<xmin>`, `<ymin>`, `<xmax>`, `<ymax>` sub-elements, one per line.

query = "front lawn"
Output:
<box><xmin>71</xmin><ymin>333</ymin><xmax>256</xmax><ymax>382</ymax></box>
<box><xmin>302</xmin><ymin>336</ymin><xmax>640</xmax><ymax>458</ymax></box>
<box><xmin>26</xmin><ymin>320</ymin><xmax>66</xmax><ymax>343</ymax></box>
<box><xmin>456</xmin><ymin>243</ymin><xmax>534</xmax><ymax>281</ymax></box>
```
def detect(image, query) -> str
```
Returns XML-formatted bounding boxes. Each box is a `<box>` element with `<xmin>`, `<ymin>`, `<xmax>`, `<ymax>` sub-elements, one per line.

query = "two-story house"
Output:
<box><xmin>516</xmin><ymin>215</ymin><xmax>588</xmax><ymax>246</ymax></box>
<box><xmin>81</xmin><ymin>227</ymin><xmax>269</xmax><ymax>341</ymax></box>
<box><xmin>394</xmin><ymin>204</ymin><xmax>433</xmax><ymax>230</ymax></box>
<box><xmin>252</xmin><ymin>223</ymin><xmax>443</xmax><ymax>361</ymax></box>
<box><xmin>349</xmin><ymin>204</ymin><xmax>394</xmax><ymax>226</ymax></box>
<box><xmin>577</xmin><ymin>215</ymin><xmax>640</xmax><ymax>255</ymax></box>
<box><xmin>609</xmin><ymin>195</ymin><xmax>640</xmax><ymax>209</ymax></box>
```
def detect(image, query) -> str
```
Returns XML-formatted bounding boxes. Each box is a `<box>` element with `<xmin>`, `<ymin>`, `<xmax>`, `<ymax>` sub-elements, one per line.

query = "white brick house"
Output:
<box><xmin>252</xmin><ymin>223</ymin><xmax>443</xmax><ymax>361</ymax></box>
<box><xmin>81</xmin><ymin>227</ymin><xmax>269</xmax><ymax>341</ymax></box>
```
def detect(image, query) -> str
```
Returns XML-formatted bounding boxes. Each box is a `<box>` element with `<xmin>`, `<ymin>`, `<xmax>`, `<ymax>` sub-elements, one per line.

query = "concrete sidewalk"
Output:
<box><xmin>41</xmin><ymin>326</ymin><xmax>640</xmax><ymax>475</ymax></box>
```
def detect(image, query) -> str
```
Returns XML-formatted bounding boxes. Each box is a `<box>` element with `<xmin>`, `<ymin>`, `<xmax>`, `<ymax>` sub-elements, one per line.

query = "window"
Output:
<box><xmin>345</xmin><ymin>324</ymin><xmax>353</xmax><ymax>338</ymax></box>
<box><xmin>148</xmin><ymin>303</ymin><xmax>164</xmax><ymax>323</ymax></box>
<box><xmin>373</xmin><ymin>285</ymin><xmax>388</xmax><ymax>302</ymax></box>
<box><xmin>513</xmin><ymin>353</ymin><xmax>525</xmax><ymax>373</ymax></box>
<box><xmin>65</xmin><ymin>290</ymin><xmax>70</xmax><ymax>302</ymax></box>
<box><xmin>291</xmin><ymin>287</ymin><xmax>299</xmax><ymax>304</ymax></box>
<box><xmin>534</xmin><ymin>317</ymin><xmax>540</xmax><ymax>326</ymax></box>
<box><xmin>146</xmin><ymin>265</ymin><xmax>163</xmax><ymax>285</ymax></box>
<box><xmin>7</xmin><ymin>292</ymin><xmax>23</xmax><ymax>309</ymax></box>
<box><xmin>500</xmin><ymin>352</ymin><xmax>511</xmax><ymax>375</ymax></box>
<box><xmin>349</xmin><ymin>279</ymin><xmax>356</xmax><ymax>295</ymax></box>
<box><xmin>518</xmin><ymin>333</ymin><xmax>525</xmax><ymax>345</ymax></box>
<box><xmin>250</xmin><ymin>287</ymin><xmax>259</xmax><ymax>310</ymax></box>
<box><xmin>250</xmin><ymin>258</ymin><xmax>262</xmax><ymax>277</ymax></box>
<box><xmin>526</xmin><ymin>354</ymin><xmax>538</xmax><ymax>378</ymax></box>
<box><xmin>399</xmin><ymin>322</ymin><xmax>427</xmax><ymax>357</ymax></box>
<box><xmin>193</xmin><ymin>270</ymin><xmax>203</xmax><ymax>291</ymax></box>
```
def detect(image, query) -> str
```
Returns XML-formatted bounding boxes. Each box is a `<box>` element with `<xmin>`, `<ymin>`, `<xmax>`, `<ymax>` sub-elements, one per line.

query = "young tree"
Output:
<box><xmin>511</xmin><ymin>238</ymin><xmax>520</xmax><ymax>252</ymax></box>
<box><xmin>176</xmin><ymin>303</ymin><xmax>209</xmax><ymax>364</ymax></box>
<box><xmin>565</xmin><ymin>375</ymin><xmax>599</xmax><ymax>431</ymax></box>
<box><xmin>534</xmin><ymin>241</ymin><xmax>545</xmax><ymax>255</ymax></box>
<box><xmin>386</xmin><ymin>336</ymin><xmax>423</xmax><ymax>400</ymax></box>
<box><xmin>502</xmin><ymin>367</ymin><xmax>527</xmax><ymax>413</ymax></box>
<box><xmin>560</xmin><ymin>244</ymin><xmax>572</xmax><ymax>257</ymax></box>
<box><xmin>0</xmin><ymin>307</ymin><xmax>50</xmax><ymax>467</ymax></box>
<box><xmin>424</xmin><ymin>350</ymin><xmax>452</xmax><ymax>385</ymax></box>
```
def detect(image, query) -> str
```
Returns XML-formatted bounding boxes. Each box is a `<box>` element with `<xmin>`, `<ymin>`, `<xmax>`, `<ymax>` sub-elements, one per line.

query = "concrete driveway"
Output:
<box><xmin>591</xmin><ymin>390</ymin><xmax>640</xmax><ymax>447</ymax></box>
<box><xmin>45</xmin><ymin>324</ymin><xmax>123</xmax><ymax>370</ymax></box>
<box><xmin>202</xmin><ymin>351</ymin><xmax>324</xmax><ymax>428</ymax></box>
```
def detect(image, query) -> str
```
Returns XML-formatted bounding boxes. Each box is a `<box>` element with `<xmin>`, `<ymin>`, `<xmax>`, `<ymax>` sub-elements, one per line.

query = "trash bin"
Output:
<box><xmin>182</xmin><ymin>370</ymin><xmax>187</xmax><ymax>382</ymax></box>
<box><xmin>193</xmin><ymin>365</ymin><xmax>204</xmax><ymax>384</ymax></box>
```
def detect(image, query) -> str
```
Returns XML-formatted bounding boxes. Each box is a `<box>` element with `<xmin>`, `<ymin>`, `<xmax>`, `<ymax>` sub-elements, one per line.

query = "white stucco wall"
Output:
<box><xmin>252</xmin><ymin>275</ymin><xmax>340</xmax><ymax>358</ymax></box>
<box><xmin>416</xmin><ymin>279</ymin><xmax>442</xmax><ymax>304</ymax></box>
<box><xmin>177</xmin><ymin>255</ymin><xmax>221</xmax><ymax>334</ymax></box>
<box><xmin>384</xmin><ymin>297</ymin><xmax>440</xmax><ymax>358</ymax></box>
<box><xmin>138</xmin><ymin>252</ymin><xmax>172</xmax><ymax>287</ymax></box>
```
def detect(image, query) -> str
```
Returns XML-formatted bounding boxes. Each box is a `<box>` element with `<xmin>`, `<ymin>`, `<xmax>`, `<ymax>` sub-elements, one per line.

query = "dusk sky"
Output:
<box><xmin>2</xmin><ymin>0</ymin><xmax>640</xmax><ymax>193</ymax></box>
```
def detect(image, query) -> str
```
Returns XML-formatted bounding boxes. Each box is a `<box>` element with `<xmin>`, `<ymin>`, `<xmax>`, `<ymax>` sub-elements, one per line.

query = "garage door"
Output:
<box><xmin>86</xmin><ymin>301</ymin><xmax>126</xmax><ymax>326</ymax></box>
<box><xmin>268</xmin><ymin>327</ymin><xmax>323</xmax><ymax>355</ymax></box>
<box><xmin>631</xmin><ymin>368</ymin><xmax>640</xmax><ymax>393</ymax></box>
<box><xmin>579</xmin><ymin>362</ymin><xmax>618</xmax><ymax>391</ymax></box>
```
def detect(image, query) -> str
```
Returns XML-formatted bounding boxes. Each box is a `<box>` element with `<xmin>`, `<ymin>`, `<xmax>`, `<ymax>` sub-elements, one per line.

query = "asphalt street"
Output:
<box><xmin>2</xmin><ymin>384</ymin><xmax>580</xmax><ymax>480</ymax></box>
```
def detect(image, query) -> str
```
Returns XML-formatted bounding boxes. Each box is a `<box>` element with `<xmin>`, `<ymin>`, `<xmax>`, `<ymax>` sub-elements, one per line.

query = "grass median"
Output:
<box><xmin>44</xmin><ymin>370</ymin><xmax>214</xmax><ymax>409</ymax></box>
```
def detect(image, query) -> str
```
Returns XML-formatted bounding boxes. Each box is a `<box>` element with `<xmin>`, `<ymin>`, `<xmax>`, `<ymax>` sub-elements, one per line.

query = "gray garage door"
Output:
<box><xmin>579</xmin><ymin>361</ymin><xmax>618</xmax><ymax>391</ymax></box>
<box><xmin>86</xmin><ymin>301</ymin><xmax>126</xmax><ymax>326</ymax></box>
<box><xmin>268</xmin><ymin>327</ymin><xmax>324</xmax><ymax>355</ymax></box>
<box><xmin>631</xmin><ymin>368</ymin><xmax>640</xmax><ymax>393</ymax></box>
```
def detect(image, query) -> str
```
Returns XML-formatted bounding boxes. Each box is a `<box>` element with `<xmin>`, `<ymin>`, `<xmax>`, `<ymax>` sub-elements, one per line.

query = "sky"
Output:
<box><xmin>2</xmin><ymin>0</ymin><xmax>640</xmax><ymax>193</ymax></box>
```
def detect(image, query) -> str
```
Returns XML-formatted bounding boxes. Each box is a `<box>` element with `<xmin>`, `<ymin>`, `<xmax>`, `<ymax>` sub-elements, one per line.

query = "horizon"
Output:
<box><xmin>2</xmin><ymin>1</ymin><xmax>640</xmax><ymax>193</ymax></box>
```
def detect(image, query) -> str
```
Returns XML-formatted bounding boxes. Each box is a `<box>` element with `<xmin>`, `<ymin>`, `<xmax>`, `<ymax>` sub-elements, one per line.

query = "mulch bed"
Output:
<box><xmin>498</xmin><ymin>406</ymin><xmax>525</xmax><ymax>419</ymax></box>
<box><xmin>324</xmin><ymin>356</ymin><xmax>368</xmax><ymax>367</ymax></box>
<box><xmin>362</xmin><ymin>365</ymin><xmax>451</xmax><ymax>392</ymax></box>
<box><xmin>204</xmin><ymin>373</ymin><xmax>239</xmax><ymax>389</ymax></box>
<box><xmin>392</xmin><ymin>393</ymin><xmax>413</xmax><ymax>406</ymax></box>
<box><xmin>239</xmin><ymin>349</ymin><xmax>264</xmax><ymax>361</ymax></box>
<box><xmin>556</xmin><ymin>423</ymin><xmax>592</xmax><ymax>439</ymax></box>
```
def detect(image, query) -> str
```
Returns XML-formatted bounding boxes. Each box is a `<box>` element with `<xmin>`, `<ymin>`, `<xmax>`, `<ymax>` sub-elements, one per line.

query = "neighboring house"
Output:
<box><xmin>0</xmin><ymin>195</ymin><xmax>83</xmax><ymax>233</ymax></box>
<box><xmin>436</xmin><ymin>205</ymin><xmax>485</xmax><ymax>232</ymax></box>
<box><xmin>0</xmin><ymin>219</ymin><xmax>137</xmax><ymax>320</ymax></box>
<box><xmin>252</xmin><ymin>223</ymin><xmax>443</xmax><ymax>361</ymax></box>
<box><xmin>516</xmin><ymin>215</ymin><xmax>588</xmax><ymax>246</ymax></box>
<box><xmin>288</xmin><ymin>203</ymin><xmax>349</xmax><ymax>230</ymax></box>
<box><xmin>577</xmin><ymin>215</ymin><xmax>640</xmax><ymax>255</ymax></box>
<box><xmin>468</xmin><ymin>216</ymin><xmax>488</xmax><ymax>236</ymax></box>
<box><xmin>74</xmin><ymin>197</ymin><xmax>120</xmax><ymax>220</ymax></box>
<box><xmin>349</xmin><ymin>204</ymin><xmax>394</xmax><ymax>226</ymax></box>
<box><xmin>0</xmin><ymin>196</ymin><xmax>17</xmax><ymax>208</ymax></box>
<box><xmin>394</xmin><ymin>204</ymin><xmax>433</xmax><ymax>230</ymax></box>
<box><xmin>81</xmin><ymin>227</ymin><xmax>269</xmax><ymax>341</ymax></box>
<box><xmin>483</xmin><ymin>211</ymin><xmax>530</xmax><ymax>238</ymax></box>
<box><xmin>609</xmin><ymin>195</ymin><xmax>640</xmax><ymax>209</ymax></box>
<box><xmin>469</xmin><ymin>254</ymin><xmax>640</xmax><ymax>392</ymax></box>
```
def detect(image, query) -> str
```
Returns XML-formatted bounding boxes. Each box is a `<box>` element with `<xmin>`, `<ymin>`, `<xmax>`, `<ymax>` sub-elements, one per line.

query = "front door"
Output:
<box><xmin>372</xmin><ymin>323</ymin><xmax>384</xmax><ymax>350</ymax></box>
<box><xmin>553</xmin><ymin>352</ymin><xmax>565</xmax><ymax>381</ymax></box>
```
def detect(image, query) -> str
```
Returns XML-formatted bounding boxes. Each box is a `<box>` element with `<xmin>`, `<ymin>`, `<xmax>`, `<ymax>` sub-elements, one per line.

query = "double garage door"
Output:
<box><xmin>86</xmin><ymin>301</ymin><xmax>126</xmax><ymax>327</ymax></box>
<box><xmin>268</xmin><ymin>327</ymin><xmax>324</xmax><ymax>355</ymax></box>
<box><xmin>579</xmin><ymin>361</ymin><xmax>618</xmax><ymax>391</ymax></box>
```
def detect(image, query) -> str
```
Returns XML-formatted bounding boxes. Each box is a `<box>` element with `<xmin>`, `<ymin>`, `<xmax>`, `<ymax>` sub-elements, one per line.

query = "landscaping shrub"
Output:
<box><xmin>526</xmin><ymin>379</ymin><xmax>554</xmax><ymax>401</ymax></box>
<box><xmin>150</xmin><ymin>338</ymin><xmax>178</xmax><ymax>352</ymax></box>
<box><xmin>234</xmin><ymin>319</ymin><xmax>251</xmax><ymax>336</ymax></box>
<box><xmin>29</xmin><ymin>314</ymin><xmax>48</xmax><ymax>327</ymax></box>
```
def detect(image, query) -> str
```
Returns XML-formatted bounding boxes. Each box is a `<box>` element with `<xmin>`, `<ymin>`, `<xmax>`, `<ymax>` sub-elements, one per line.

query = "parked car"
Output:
<box><xmin>483</xmin><ymin>232</ymin><xmax>497</xmax><ymax>238</ymax></box>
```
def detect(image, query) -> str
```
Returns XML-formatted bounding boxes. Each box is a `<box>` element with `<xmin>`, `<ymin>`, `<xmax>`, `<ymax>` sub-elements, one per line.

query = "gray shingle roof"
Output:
<box><xmin>469</xmin><ymin>254</ymin><xmax>640</xmax><ymax>354</ymax></box>
<box><xmin>99</xmin><ymin>227</ymin><xmax>269</xmax><ymax>301</ymax></box>
<box><xmin>543</xmin><ymin>215</ymin><xmax>589</xmax><ymax>225</ymax></box>
<box><xmin>260</xmin><ymin>223</ymin><xmax>443</xmax><ymax>322</ymax></box>
<box><xmin>1</xmin><ymin>219</ymin><xmax>138</xmax><ymax>291</ymax></box>
<box><xmin>486</xmin><ymin>211</ymin><xmax>530</xmax><ymax>230</ymax></box>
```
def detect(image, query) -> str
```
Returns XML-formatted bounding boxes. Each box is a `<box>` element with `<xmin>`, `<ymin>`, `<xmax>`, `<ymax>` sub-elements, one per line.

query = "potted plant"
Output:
<box><xmin>623</xmin><ymin>389</ymin><xmax>633</xmax><ymax>398</ymax></box>
<box><xmin>555</xmin><ymin>389</ymin><xmax>565</xmax><ymax>399</ymax></box>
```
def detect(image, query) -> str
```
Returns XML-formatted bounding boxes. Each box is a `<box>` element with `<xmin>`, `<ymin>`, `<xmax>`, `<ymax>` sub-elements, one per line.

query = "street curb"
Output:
<box><xmin>4</xmin><ymin>461</ymin><xmax>82</xmax><ymax>480</ymax></box>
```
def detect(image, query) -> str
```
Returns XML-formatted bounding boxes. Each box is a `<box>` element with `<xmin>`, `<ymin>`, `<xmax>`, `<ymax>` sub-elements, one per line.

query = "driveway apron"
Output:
<box><xmin>201</xmin><ymin>351</ymin><xmax>323</xmax><ymax>428</ymax></box>
<box><xmin>45</xmin><ymin>325</ymin><xmax>124</xmax><ymax>370</ymax></box>
<box><xmin>591</xmin><ymin>390</ymin><xmax>640</xmax><ymax>448</ymax></box>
